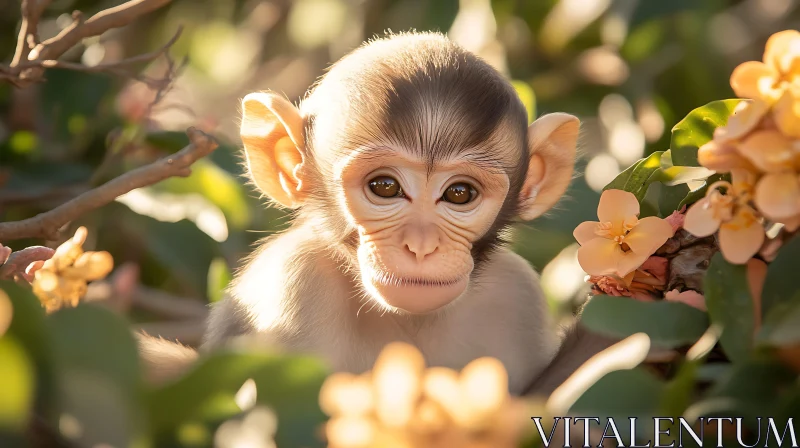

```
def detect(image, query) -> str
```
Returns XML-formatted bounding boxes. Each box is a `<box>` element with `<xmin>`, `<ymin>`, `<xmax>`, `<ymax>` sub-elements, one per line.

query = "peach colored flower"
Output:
<box><xmin>665</xmin><ymin>289</ymin><xmax>706</xmax><ymax>311</ymax></box>
<box><xmin>574</xmin><ymin>190</ymin><xmax>674</xmax><ymax>278</ymax></box>
<box><xmin>755</xmin><ymin>172</ymin><xmax>800</xmax><ymax>226</ymax></box>
<box><xmin>737</xmin><ymin>129</ymin><xmax>800</xmax><ymax>173</ymax></box>
<box><xmin>588</xmin><ymin>256</ymin><xmax>669</xmax><ymax>301</ymax></box>
<box><xmin>684</xmin><ymin>170</ymin><xmax>765</xmax><ymax>264</ymax></box>
<box><xmin>713</xmin><ymin>99</ymin><xmax>770</xmax><ymax>144</ymax></box>
<box><xmin>729</xmin><ymin>30</ymin><xmax>800</xmax><ymax>105</ymax></box>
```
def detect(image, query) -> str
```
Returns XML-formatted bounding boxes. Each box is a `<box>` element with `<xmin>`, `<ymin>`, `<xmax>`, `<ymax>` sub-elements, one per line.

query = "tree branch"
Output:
<box><xmin>0</xmin><ymin>128</ymin><xmax>219</xmax><ymax>242</ymax></box>
<box><xmin>5</xmin><ymin>0</ymin><xmax>176</xmax><ymax>88</ymax></box>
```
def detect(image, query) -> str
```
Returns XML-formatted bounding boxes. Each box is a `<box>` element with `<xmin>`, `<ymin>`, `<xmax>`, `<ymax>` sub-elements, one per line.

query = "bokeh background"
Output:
<box><xmin>2</xmin><ymin>0</ymin><xmax>799</xmax><ymax>341</ymax></box>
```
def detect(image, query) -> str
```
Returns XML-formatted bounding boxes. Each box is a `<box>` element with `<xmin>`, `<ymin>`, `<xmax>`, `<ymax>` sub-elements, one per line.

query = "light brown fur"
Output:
<box><xmin>137</xmin><ymin>32</ymin><xmax>603</xmax><ymax>396</ymax></box>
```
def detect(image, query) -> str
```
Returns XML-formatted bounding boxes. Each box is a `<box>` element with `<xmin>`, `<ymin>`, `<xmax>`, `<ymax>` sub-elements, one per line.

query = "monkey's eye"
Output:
<box><xmin>442</xmin><ymin>182</ymin><xmax>478</xmax><ymax>205</ymax></box>
<box><xmin>368</xmin><ymin>176</ymin><xmax>404</xmax><ymax>198</ymax></box>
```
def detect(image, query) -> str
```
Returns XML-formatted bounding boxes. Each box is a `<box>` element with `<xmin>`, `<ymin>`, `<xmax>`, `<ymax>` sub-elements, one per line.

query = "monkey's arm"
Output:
<box><xmin>523</xmin><ymin>321</ymin><xmax>618</xmax><ymax>397</ymax></box>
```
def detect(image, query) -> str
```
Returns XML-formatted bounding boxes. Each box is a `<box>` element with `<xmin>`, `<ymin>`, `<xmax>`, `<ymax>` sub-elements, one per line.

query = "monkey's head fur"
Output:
<box><xmin>240</xmin><ymin>32</ymin><xmax>580</xmax><ymax>314</ymax></box>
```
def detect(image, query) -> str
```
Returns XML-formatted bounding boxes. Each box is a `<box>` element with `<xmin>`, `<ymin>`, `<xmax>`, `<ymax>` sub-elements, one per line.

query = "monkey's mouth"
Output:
<box><xmin>371</xmin><ymin>270</ymin><xmax>467</xmax><ymax>288</ymax></box>
<box><xmin>364</xmin><ymin>268</ymin><xmax>469</xmax><ymax>314</ymax></box>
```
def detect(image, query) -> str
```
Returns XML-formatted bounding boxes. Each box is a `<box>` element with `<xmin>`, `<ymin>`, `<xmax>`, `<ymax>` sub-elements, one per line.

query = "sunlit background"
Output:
<box><xmin>2</xmin><ymin>0</ymin><xmax>799</xmax><ymax>339</ymax></box>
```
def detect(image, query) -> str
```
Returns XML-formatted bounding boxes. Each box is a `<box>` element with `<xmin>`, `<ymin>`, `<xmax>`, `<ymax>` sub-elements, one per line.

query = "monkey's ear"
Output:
<box><xmin>518</xmin><ymin>113</ymin><xmax>580</xmax><ymax>221</ymax></box>
<box><xmin>240</xmin><ymin>92</ymin><xmax>307</xmax><ymax>208</ymax></box>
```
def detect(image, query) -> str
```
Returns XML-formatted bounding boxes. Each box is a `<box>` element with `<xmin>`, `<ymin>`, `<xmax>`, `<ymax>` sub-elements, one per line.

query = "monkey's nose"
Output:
<box><xmin>403</xmin><ymin>227</ymin><xmax>440</xmax><ymax>263</ymax></box>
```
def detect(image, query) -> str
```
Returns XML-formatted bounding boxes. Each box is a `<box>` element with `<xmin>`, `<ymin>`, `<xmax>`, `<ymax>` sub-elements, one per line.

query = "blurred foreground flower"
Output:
<box><xmin>574</xmin><ymin>189</ymin><xmax>674</xmax><ymax>278</ymax></box>
<box><xmin>320</xmin><ymin>342</ymin><xmax>527</xmax><ymax>448</ymax></box>
<box><xmin>684</xmin><ymin>29</ymin><xmax>800</xmax><ymax>265</ymax></box>
<box><xmin>31</xmin><ymin>227</ymin><xmax>114</xmax><ymax>313</ymax></box>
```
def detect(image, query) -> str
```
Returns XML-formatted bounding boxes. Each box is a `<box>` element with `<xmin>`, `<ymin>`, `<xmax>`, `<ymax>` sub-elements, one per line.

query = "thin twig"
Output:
<box><xmin>0</xmin><ymin>128</ymin><xmax>219</xmax><ymax>242</ymax></box>
<box><xmin>4</xmin><ymin>0</ymin><xmax>175</xmax><ymax>88</ymax></box>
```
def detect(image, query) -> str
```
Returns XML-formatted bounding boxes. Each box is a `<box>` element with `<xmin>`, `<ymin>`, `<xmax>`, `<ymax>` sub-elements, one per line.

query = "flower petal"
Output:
<box><xmin>576</xmin><ymin>238</ymin><xmax>624</xmax><ymax>276</ymax></box>
<box><xmin>573</xmin><ymin>221</ymin><xmax>601</xmax><ymax>245</ymax></box>
<box><xmin>714</xmin><ymin>99</ymin><xmax>769</xmax><ymax>142</ymax></box>
<box><xmin>597</xmin><ymin>189</ymin><xmax>640</xmax><ymax>227</ymax></box>
<box><xmin>737</xmin><ymin>129</ymin><xmax>795</xmax><ymax>173</ymax></box>
<box><xmin>764</xmin><ymin>30</ymin><xmax>800</xmax><ymax>73</ymax></box>
<box><xmin>697</xmin><ymin>140</ymin><xmax>754</xmax><ymax>172</ymax></box>
<box><xmin>754</xmin><ymin>173</ymin><xmax>800</xmax><ymax>220</ymax></box>
<box><xmin>616</xmin><ymin>251</ymin><xmax>650</xmax><ymax>278</ymax></box>
<box><xmin>730</xmin><ymin>61</ymin><xmax>775</xmax><ymax>99</ymax></box>
<box><xmin>773</xmin><ymin>85</ymin><xmax>800</xmax><ymax>139</ymax></box>
<box><xmin>624</xmin><ymin>217</ymin><xmax>674</xmax><ymax>256</ymax></box>
<box><xmin>683</xmin><ymin>198</ymin><xmax>722</xmax><ymax>237</ymax></box>
<box><xmin>718</xmin><ymin>208</ymin><xmax>765</xmax><ymax>264</ymax></box>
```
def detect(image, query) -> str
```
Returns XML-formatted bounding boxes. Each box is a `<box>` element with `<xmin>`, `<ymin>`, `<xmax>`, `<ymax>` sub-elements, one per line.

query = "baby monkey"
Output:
<box><xmin>141</xmin><ymin>32</ymin><xmax>587</xmax><ymax>395</ymax></box>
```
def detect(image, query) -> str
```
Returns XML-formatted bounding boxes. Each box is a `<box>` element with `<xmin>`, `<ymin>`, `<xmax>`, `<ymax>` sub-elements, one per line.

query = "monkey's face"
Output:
<box><xmin>334</xmin><ymin>146</ymin><xmax>512</xmax><ymax>313</ymax></box>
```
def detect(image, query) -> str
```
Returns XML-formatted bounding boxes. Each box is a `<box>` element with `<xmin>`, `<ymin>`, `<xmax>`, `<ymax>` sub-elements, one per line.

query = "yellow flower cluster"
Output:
<box><xmin>32</xmin><ymin>227</ymin><xmax>114</xmax><ymax>313</ymax></box>
<box><xmin>320</xmin><ymin>343</ymin><xmax>527</xmax><ymax>448</ymax></box>
<box><xmin>685</xmin><ymin>30</ymin><xmax>800</xmax><ymax>264</ymax></box>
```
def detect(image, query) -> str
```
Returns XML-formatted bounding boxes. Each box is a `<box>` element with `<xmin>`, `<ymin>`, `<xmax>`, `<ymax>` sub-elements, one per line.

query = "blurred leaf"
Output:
<box><xmin>603</xmin><ymin>151</ymin><xmax>664</xmax><ymax>203</ymax></box>
<box><xmin>581</xmin><ymin>295</ymin><xmax>709</xmax><ymax>348</ymax></box>
<box><xmin>512</xmin><ymin>80</ymin><xmax>537</xmax><ymax>123</ymax></box>
<box><xmin>207</xmin><ymin>258</ymin><xmax>232</xmax><ymax>303</ymax></box>
<box><xmin>0</xmin><ymin>281</ymin><xmax>56</xmax><ymax>414</ymax></box>
<box><xmin>154</xmin><ymin>158</ymin><xmax>251</xmax><ymax>230</ymax></box>
<box><xmin>761</xmin><ymin>235</ymin><xmax>800</xmax><ymax>315</ymax></box>
<box><xmin>706</xmin><ymin>358</ymin><xmax>796</xmax><ymax>419</ymax></box>
<box><xmin>658</xmin><ymin>360</ymin><xmax>698</xmax><ymax>417</ymax></box>
<box><xmin>621</xmin><ymin>20</ymin><xmax>666</xmax><ymax>62</ymax></box>
<box><xmin>704</xmin><ymin>253</ymin><xmax>755</xmax><ymax>363</ymax></box>
<box><xmin>120</xmin><ymin>211</ymin><xmax>221</xmax><ymax>297</ymax></box>
<box><xmin>0</xmin><ymin>336</ymin><xmax>34</xmax><ymax>431</ymax></box>
<box><xmin>670</xmin><ymin>99</ymin><xmax>742</xmax><ymax>167</ymax></box>
<box><xmin>41</xmin><ymin>69</ymin><xmax>113</xmax><ymax>141</ymax></box>
<box><xmin>757</xmin><ymin>292</ymin><xmax>800</xmax><ymax>346</ymax></box>
<box><xmin>570</xmin><ymin>368</ymin><xmax>664</xmax><ymax>439</ymax></box>
<box><xmin>148</xmin><ymin>351</ymin><xmax>329</xmax><ymax>447</ymax></box>
<box><xmin>48</xmin><ymin>304</ymin><xmax>145</xmax><ymax>447</ymax></box>
<box><xmin>144</xmin><ymin>130</ymin><xmax>190</xmax><ymax>154</ymax></box>
<box><xmin>628</xmin><ymin>0</ymin><xmax>699</xmax><ymax>28</ymax></box>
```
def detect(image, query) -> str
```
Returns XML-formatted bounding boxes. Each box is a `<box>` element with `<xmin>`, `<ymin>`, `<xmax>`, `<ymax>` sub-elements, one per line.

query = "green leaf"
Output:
<box><xmin>47</xmin><ymin>305</ymin><xmax>145</xmax><ymax>448</ymax></box>
<box><xmin>148</xmin><ymin>351</ymin><xmax>329</xmax><ymax>448</ymax></box>
<box><xmin>581</xmin><ymin>295</ymin><xmax>709</xmax><ymax>348</ymax></box>
<box><xmin>706</xmin><ymin>358</ymin><xmax>796</xmax><ymax>419</ymax></box>
<box><xmin>207</xmin><ymin>257</ymin><xmax>232</xmax><ymax>303</ymax></box>
<box><xmin>658</xmin><ymin>360</ymin><xmax>699</xmax><ymax>417</ymax></box>
<box><xmin>677</xmin><ymin>173</ymin><xmax>729</xmax><ymax>210</ymax></box>
<box><xmin>154</xmin><ymin>159</ymin><xmax>252</xmax><ymax>230</ymax></box>
<box><xmin>0</xmin><ymin>336</ymin><xmax>35</xmax><ymax>431</ymax></box>
<box><xmin>603</xmin><ymin>151</ymin><xmax>664</xmax><ymax>202</ymax></box>
<box><xmin>144</xmin><ymin>131</ymin><xmax>190</xmax><ymax>153</ymax></box>
<box><xmin>629</xmin><ymin>0</ymin><xmax>699</xmax><ymax>29</ymax></box>
<box><xmin>570</xmin><ymin>368</ymin><xmax>664</xmax><ymax>439</ymax></box>
<box><xmin>658</xmin><ymin>184</ymin><xmax>690</xmax><ymax>216</ymax></box>
<box><xmin>654</xmin><ymin>150</ymin><xmax>714</xmax><ymax>186</ymax></box>
<box><xmin>757</xmin><ymin>292</ymin><xmax>800</xmax><ymax>346</ymax></box>
<box><xmin>119</xmin><ymin>210</ymin><xmax>222</xmax><ymax>297</ymax></box>
<box><xmin>0</xmin><ymin>281</ymin><xmax>57</xmax><ymax>416</ymax></box>
<box><xmin>761</xmin><ymin>235</ymin><xmax>800</xmax><ymax>315</ymax></box>
<box><xmin>670</xmin><ymin>99</ymin><xmax>743</xmax><ymax>167</ymax></box>
<box><xmin>511</xmin><ymin>80</ymin><xmax>537</xmax><ymax>123</ymax></box>
<box><xmin>704</xmin><ymin>253</ymin><xmax>756</xmax><ymax>363</ymax></box>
